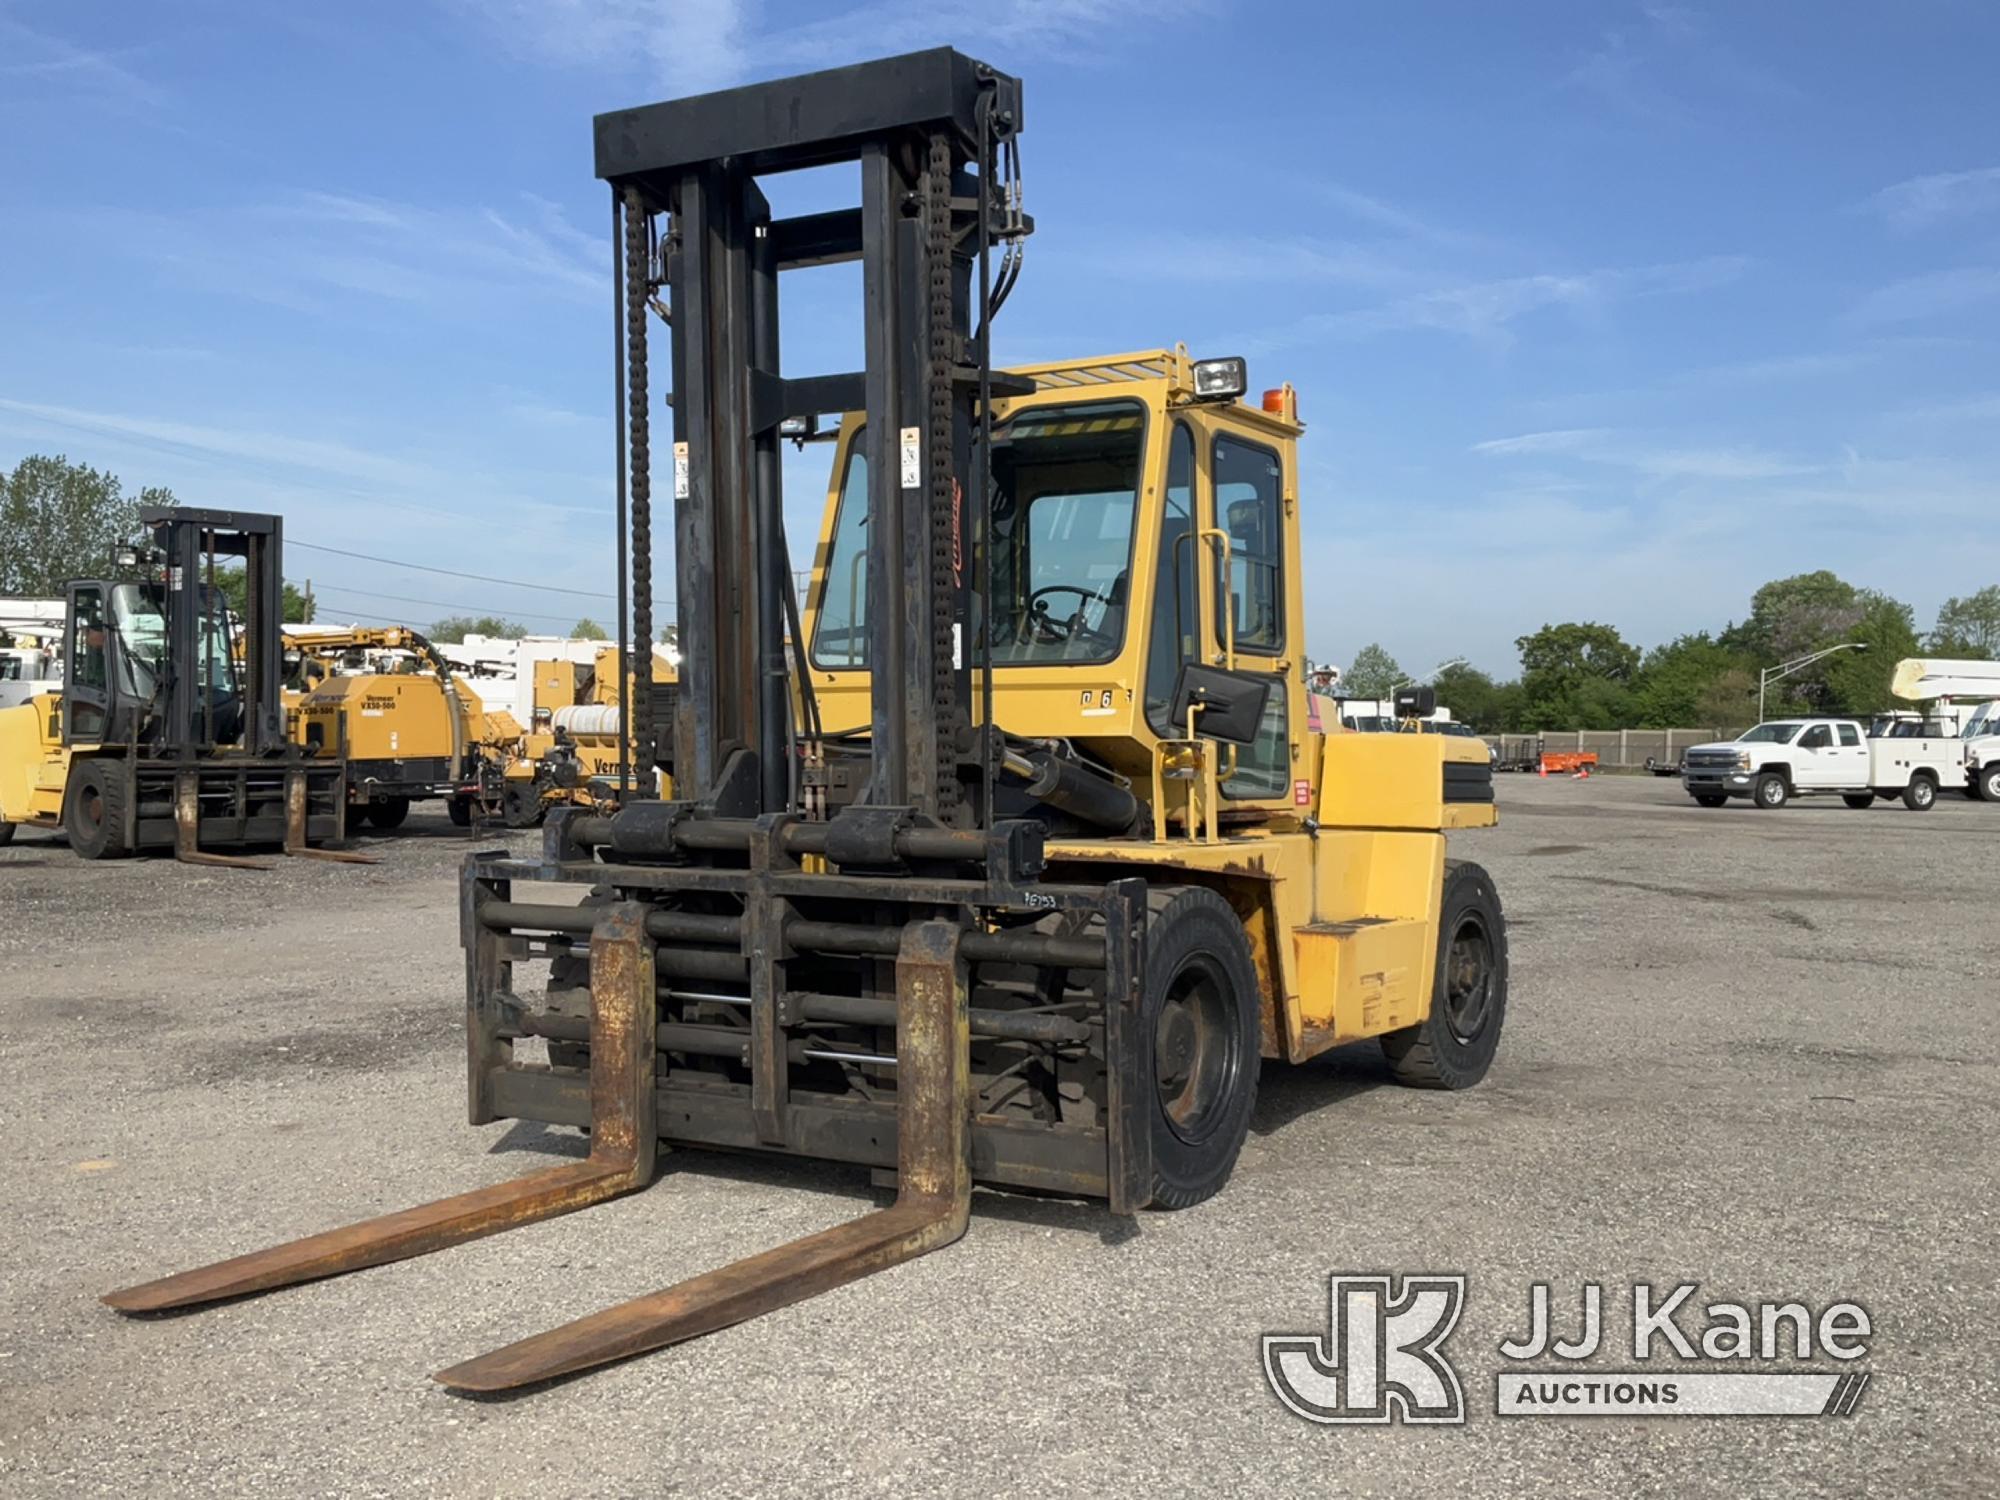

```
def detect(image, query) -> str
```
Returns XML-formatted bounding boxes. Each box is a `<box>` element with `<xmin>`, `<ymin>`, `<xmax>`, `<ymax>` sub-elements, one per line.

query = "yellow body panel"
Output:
<box><xmin>0</xmin><ymin>695</ymin><xmax>71</xmax><ymax>827</ymax></box>
<box><xmin>300</xmin><ymin>674</ymin><xmax>460</xmax><ymax>762</ymax></box>
<box><xmin>792</xmin><ymin>346</ymin><xmax>1495</xmax><ymax>1066</ymax></box>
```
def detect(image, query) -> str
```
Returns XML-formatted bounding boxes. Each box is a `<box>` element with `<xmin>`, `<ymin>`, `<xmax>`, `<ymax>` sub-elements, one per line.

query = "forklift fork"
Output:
<box><xmin>172</xmin><ymin>770</ymin><xmax>272</xmax><ymax>871</ymax></box>
<box><xmin>104</xmin><ymin>914</ymin><xmax>973</xmax><ymax>1394</ymax></box>
<box><xmin>434</xmin><ymin>919</ymin><xmax>972</xmax><ymax>1392</ymax></box>
<box><xmin>103</xmin><ymin>905</ymin><xmax>660</xmax><ymax>1311</ymax></box>
<box><xmin>283</xmin><ymin>771</ymin><xmax>378</xmax><ymax>864</ymax></box>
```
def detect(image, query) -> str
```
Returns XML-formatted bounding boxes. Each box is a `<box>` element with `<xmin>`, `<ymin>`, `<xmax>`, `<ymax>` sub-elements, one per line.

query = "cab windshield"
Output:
<box><xmin>1964</xmin><ymin>703</ymin><xmax>1999</xmax><ymax>738</ymax></box>
<box><xmin>1738</xmin><ymin>722</ymin><xmax>1802</xmax><ymax>744</ymax></box>
<box><xmin>109</xmin><ymin>582</ymin><xmax>238</xmax><ymax>701</ymax></box>
<box><xmin>811</xmin><ymin>400</ymin><xmax>1146</xmax><ymax>669</ymax></box>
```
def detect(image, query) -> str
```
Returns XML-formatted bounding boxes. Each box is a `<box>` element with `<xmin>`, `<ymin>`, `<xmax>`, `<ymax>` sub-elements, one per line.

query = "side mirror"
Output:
<box><xmin>1394</xmin><ymin>684</ymin><xmax>1436</xmax><ymax>719</ymax></box>
<box><xmin>1169</xmin><ymin>662</ymin><xmax>1271</xmax><ymax>745</ymax></box>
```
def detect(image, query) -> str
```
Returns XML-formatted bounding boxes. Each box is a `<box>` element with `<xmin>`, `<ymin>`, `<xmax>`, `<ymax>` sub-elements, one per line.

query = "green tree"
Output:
<box><xmin>1514</xmin><ymin>621</ymin><xmax>1639</xmax><ymax>729</ymax></box>
<box><xmin>570</xmin><ymin>617</ymin><xmax>609</xmax><ymax>640</ymax></box>
<box><xmin>1818</xmin><ymin>592</ymin><xmax>1918</xmax><ymax>715</ymax></box>
<box><xmin>1696</xmin><ymin>667</ymin><xmax>1759</xmax><ymax>730</ymax></box>
<box><xmin>1629</xmin><ymin>632</ymin><xmax>1754</xmax><ymax>727</ymax></box>
<box><xmin>212</xmin><ymin>565</ymin><xmax>314</xmax><ymax>625</ymax></box>
<box><xmin>0</xmin><ymin>454</ymin><xmax>176</xmax><ymax>593</ymax></box>
<box><xmin>1929</xmin><ymin>586</ymin><xmax>2000</xmax><ymax>657</ymax></box>
<box><xmin>1431</xmin><ymin>663</ymin><xmax>1512</xmax><ymax>732</ymax></box>
<box><xmin>1342</xmin><ymin>642</ymin><xmax>1401</xmax><ymax>697</ymax></box>
<box><xmin>1733</xmin><ymin>570</ymin><xmax>1864</xmax><ymax>661</ymax></box>
<box><xmin>429</xmin><ymin>615</ymin><xmax>527</xmax><ymax>643</ymax></box>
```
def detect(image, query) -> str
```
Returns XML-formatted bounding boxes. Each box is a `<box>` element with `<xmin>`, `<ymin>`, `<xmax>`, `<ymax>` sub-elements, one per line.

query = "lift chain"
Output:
<box><xmin>624</xmin><ymin>186</ymin><xmax>654</xmax><ymax>771</ymax></box>
<box><xmin>924</xmin><ymin>130</ymin><xmax>967</xmax><ymax>821</ymax></box>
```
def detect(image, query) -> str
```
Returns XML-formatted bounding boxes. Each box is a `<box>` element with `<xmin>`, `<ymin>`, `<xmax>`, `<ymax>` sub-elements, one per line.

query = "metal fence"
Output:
<box><xmin>1488</xmin><ymin>728</ymin><xmax>1751</xmax><ymax>770</ymax></box>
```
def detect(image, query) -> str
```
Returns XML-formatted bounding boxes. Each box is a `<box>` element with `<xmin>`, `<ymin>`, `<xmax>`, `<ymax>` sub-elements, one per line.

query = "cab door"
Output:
<box><xmin>1206</xmin><ymin>423</ymin><xmax>1299</xmax><ymax>808</ymax></box>
<box><xmin>1832</xmin><ymin>721</ymin><xmax>1870</xmax><ymax>785</ymax></box>
<box><xmin>1792</xmin><ymin>723</ymin><xmax>1847</xmax><ymax>788</ymax></box>
<box><xmin>62</xmin><ymin>583</ymin><xmax>112</xmax><ymax>745</ymax></box>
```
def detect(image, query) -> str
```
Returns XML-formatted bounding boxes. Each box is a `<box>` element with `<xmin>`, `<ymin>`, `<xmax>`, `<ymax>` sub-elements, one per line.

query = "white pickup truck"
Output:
<box><xmin>1681</xmin><ymin>716</ymin><xmax>1965</xmax><ymax>810</ymax></box>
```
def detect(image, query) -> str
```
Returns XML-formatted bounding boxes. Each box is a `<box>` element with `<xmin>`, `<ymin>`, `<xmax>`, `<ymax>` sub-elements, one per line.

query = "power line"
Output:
<box><xmin>291</xmin><ymin>539</ymin><xmax>622</xmax><ymax>601</ymax></box>
<box><xmin>310</xmin><ymin>583</ymin><xmax>600</xmax><ymax>628</ymax></box>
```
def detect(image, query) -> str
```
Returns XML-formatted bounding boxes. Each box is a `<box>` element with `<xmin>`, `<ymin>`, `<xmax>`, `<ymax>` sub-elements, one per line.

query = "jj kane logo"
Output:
<box><xmin>1264</xmin><ymin>1275</ymin><xmax>1873</xmax><ymax>1424</ymax></box>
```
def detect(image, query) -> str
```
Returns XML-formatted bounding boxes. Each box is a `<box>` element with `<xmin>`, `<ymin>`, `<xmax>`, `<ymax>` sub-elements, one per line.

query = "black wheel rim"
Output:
<box><xmin>1442</xmin><ymin>913</ymin><xmax>1495</xmax><ymax>1044</ymax></box>
<box><xmin>1153</xmin><ymin>956</ymin><xmax>1243</xmax><ymax>1146</ymax></box>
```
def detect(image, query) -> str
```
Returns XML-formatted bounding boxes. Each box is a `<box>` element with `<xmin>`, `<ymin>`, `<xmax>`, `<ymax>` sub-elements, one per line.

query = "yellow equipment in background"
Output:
<box><xmin>491</xmin><ymin>644</ymin><xmax>677</xmax><ymax>827</ymax></box>
<box><xmin>285</xmin><ymin>627</ymin><xmax>520</xmax><ymax>830</ymax></box>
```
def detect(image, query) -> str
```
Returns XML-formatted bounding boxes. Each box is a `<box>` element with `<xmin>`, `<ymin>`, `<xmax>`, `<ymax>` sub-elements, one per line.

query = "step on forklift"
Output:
<box><xmin>105</xmin><ymin>49</ymin><xmax>1507</xmax><ymax>1388</ymax></box>
<box><xmin>0</xmin><ymin>507</ymin><xmax>366</xmax><ymax>867</ymax></box>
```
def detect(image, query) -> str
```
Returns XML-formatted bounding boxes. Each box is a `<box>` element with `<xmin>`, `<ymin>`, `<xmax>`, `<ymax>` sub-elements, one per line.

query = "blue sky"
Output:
<box><xmin>3</xmin><ymin>1</ymin><xmax>1997</xmax><ymax>676</ymax></box>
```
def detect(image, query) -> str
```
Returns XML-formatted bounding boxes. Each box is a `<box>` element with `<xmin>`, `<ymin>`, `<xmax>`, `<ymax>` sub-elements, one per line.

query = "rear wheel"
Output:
<box><xmin>1693</xmin><ymin>793</ymin><xmax>1727</xmax><ymax>808</ymax></box>
<box><xmin>1903</xmin><ymin>774</ymin><xmax>1937</xmax><ymax>811</ymax></box>
<box><xmin>1143</xmin><ymin>886</ymin><xmax>1261</xmax><ymax>1210</ymax></box>
<box><xmin>64</xmin><ymin>759</ymin><xmax>130</xmax><ymax>859</ymax></box>
<box><xmin>365</xmin><ymin>795</ymin><xmax>411</xmax><ymax>830</ymax></box>
<box><xmin>0</xmin><ymin>821</ymin><xmax>15</xmax><ymax>846</ymax></box>
<box><xmin>1842</xmin><ymin>793</ymin><xmax>1875</xmax><ymax>809</ymax></box>
<box><xmin>1753</xmin><ymin>773</ymin><xmax>1789</xmax><ymax>809</ymax></box>
<box><xmin>1382</xmin><ymin>860</ymin><xmax>1507</xmax><ymax>1090</ymax></box>
<box><xmin>447</xmin><ymin>795</ymin><xmax>472</xmax><ymax>827</ymax></box>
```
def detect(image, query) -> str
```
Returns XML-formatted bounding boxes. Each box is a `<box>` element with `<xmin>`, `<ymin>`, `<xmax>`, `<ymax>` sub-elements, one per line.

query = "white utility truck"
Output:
<box><xmin>1680</xmin><ymin>716</ymin><xmax>1966</xmax><ymax>810</ymax></box>
<box><xmin>1890</xmin><ymin>658</ymin><xmax>2000</xmax><ymax>803</ymax></box>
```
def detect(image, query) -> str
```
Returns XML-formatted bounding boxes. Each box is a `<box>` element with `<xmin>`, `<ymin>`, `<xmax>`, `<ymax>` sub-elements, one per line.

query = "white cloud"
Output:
<box><xmin>454</xmin><ymin>0</ymin><xmax>1202</xmax><ymax>95</ymax></box>
<box><xmin>1849</xmin><ymin>267</ymin><xmax>2000</xmax><ymax>328</ymax></box>
<box><xmin>1471</xmin><ymin>429</ymin><xmax>1609</xmax><ymax>457</ymax></box>
<box><xmin>1866</xmin><ymin>166</ymin><xmax>2000</xmax><ymax>232</ymax></box>
<box><xmin>1302</xmin><ymin>256</ymin><xmax>1746</xmax><ymax>346</ymax></box>
<box><xmin>1472</xmin><ymin>427</ymin><xmax>1819</xmax><ymax>481</ymax></box>
<box><xmin>0</xmin><ymin>17</ymin><xmax>163</xmax><ymax>107</ymax></box>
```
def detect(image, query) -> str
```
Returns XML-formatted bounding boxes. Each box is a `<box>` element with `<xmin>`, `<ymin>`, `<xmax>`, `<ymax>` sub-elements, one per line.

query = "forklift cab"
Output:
<box><xmin>59</xmin><ymin>507</ymin><xmax>285</xmax><ymax>758</ymax></box>
<box><xmin>61</xmin><ymin>578</ymin><xmax>244</xmax><ymax>749</ymax></box>
<box><xmin>805</xmin><ymin>347</ymin><xmax>1308</xmax><ymax>827</ymax></box>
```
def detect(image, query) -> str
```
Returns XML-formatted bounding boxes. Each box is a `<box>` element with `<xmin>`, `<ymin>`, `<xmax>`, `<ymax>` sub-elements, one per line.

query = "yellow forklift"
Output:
<box><xmin>106</xmin><ymin>50</ymin><xmax>1505</xmax><ymax>1387</ymax></box>
<box><xmin>0</xmin><ymin>508</ymin><xmax>360</xmax><ymax>866</ymax></box>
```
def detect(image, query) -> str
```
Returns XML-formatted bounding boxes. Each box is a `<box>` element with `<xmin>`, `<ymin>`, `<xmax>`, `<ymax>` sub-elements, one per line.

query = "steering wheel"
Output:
<box><xmin>1027</xmin><ymin>583</ymin><xmax>1108</xmax><ymax>643</ymax></box>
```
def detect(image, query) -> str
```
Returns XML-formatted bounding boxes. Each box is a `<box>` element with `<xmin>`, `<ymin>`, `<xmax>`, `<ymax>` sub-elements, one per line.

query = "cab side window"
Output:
<box><xmin>1800</xmin><ymin>725</ymin><xmax>1831</xmax><ymax>750</ymax></box>
<box><xmin>1144</xmin><ymin>424</ymin><xmax>1197</xmax><ymax>734</ymax></box>
<box><xmin>1837</xmin><ymin>724</ymin><xmax>1860</xmax><ymax>748</ymax></box>
<box><xmin>1211</xmin><ymin>434</ymin><xmax>1283</xmax><ymax>655</ymax></box>
<box><xmin>70</xmin><ymin>586</ymin><xmax>108</xmax><ymax>690</ymax></box>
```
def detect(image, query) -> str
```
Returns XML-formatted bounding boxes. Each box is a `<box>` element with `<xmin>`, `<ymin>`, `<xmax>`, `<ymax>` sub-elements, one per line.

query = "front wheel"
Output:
<box><xmin>1979</xmin><ymin>765</ymin><xmax>2000</xmax><ymax>803</ymax></box>
<box><xmin>1693</xmin><ymin>793</ymin><xmax>1728</xmax><ymax>808</ymax></box>
<box><xmin>447</xmin><ymin>795</ymin><xmax>472</xmax><ymax>827</ymax></box>
<box><xmin>1143</xmin><ymin>886</ymin><xmax>1261</xmax><ymax>1210</ymax></box>
<box><xmin>0</xmin><ymin>820</ymin><xmax>14</xmax><ymax>846</ymax></box>
<box><xmin>1753</xmin><ymin>773</ymin><xmax>1789</xmax><ymax>809</ymax></box>
<box><xmin>1382</xmin><ymin>860</ymin><xmax>1507</xmax><ymax>1090</ymax></box>
<box><xmin>1903</xmin><ymin>775</ymin><xmax>1937</xmax><ymax>811</ymax></box>
<box><xmin>1842</xmin><ymin>793</ymin><xmax>1875</xmax><ymax>810</ymax></box>
<box><xmin>64</xmin><ymin>758</ymin><xmax>131</xmax><ymax>859</ymax></box>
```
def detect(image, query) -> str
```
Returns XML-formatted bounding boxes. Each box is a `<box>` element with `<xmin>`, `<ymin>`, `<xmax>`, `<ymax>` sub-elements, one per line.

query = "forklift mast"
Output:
<box><xmin>597</xmin><ymin>47</ymin><xmax>1027</xmax><ymax>826</ymax></box>
<box><xmin>143</xmin><ymin>506</ymin><xmax>286</xmax><ymax>755</ymax></box>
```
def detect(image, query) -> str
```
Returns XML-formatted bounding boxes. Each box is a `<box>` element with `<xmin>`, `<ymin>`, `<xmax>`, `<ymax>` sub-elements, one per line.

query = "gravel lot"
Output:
<box><xmin>2</xmin><ymin>777</ymin><xmax>1994</xmax><ymax>1497</ymax></box>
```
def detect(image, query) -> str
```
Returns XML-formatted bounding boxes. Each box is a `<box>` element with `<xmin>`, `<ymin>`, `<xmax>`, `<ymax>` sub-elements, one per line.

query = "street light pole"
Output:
<box><xmin>1758</xmin><ymin>642</ymin><xmax>1869</xmax><ymax>722</ymax></box>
